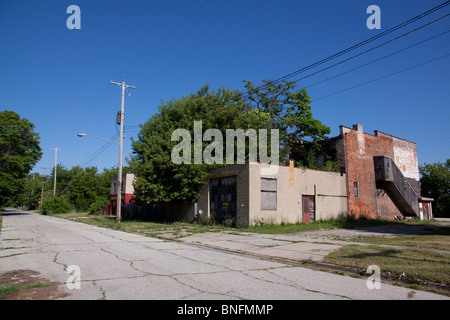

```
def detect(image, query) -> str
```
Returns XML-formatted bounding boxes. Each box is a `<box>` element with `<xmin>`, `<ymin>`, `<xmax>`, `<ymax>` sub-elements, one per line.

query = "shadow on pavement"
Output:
<box><xmin>1</xmin><ymin>208</ymin><xmax>32</xmax><ymax>216</ymax></box>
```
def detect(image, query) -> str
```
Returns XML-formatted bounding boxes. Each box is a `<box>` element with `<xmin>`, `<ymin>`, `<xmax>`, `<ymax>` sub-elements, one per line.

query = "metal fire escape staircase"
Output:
<box><xmin>373</xmin><ymin>156</ymin><xmax>419</xmax><ymax>217</ymax></box>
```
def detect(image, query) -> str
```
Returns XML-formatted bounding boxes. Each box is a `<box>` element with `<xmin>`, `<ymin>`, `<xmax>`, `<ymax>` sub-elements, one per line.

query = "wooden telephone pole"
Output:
<box><xmin>110</xmin><ymin>80</ymin><xmax>135</xmax><ymax>221</ymax></box>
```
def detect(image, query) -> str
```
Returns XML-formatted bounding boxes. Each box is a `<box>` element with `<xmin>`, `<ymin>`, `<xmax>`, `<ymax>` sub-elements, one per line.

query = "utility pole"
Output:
<box><xmin>110</xmin><ymin>80</ymin><xmax>135</xmax><ymax>222</ymax></box>
<box><xmin>39</xmin><ymin>167</ymin><xmax>50</xmax><ymax>208</ymax></box>
<box><xmin>50</xmin><ymin>148</ymin><xmax>62</xmax><ymax>197</ymax></box>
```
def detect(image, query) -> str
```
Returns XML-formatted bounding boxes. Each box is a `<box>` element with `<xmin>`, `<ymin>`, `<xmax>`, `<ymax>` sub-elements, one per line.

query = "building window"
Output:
<box><xmin>261</xmin><ymin>178</ymin><xmax>277</xmax><ymax>210</ymax></box>
<box><xmin>113</xmin><ymin>182</ymin><xmax>123</xmax><ymax>194</ymax></box>
<box><xmin>354</xmin><ymin>182</ymin><xmax>359</xmax><ymax>198</ymax></box>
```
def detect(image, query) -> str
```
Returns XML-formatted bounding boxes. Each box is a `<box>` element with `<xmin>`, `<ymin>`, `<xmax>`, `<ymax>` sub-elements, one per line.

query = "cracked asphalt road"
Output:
<box><xmin>1</xmin><ymin>208</ymin><xmax>448</xmax><ymax>300</ymax></box>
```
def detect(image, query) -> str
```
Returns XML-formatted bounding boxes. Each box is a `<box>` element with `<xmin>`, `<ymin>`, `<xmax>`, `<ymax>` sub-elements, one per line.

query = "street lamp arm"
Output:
<box><xmin>77</xmin><ymin>133</ymin><xmax>119</xmax><ymax>145</ymax></box>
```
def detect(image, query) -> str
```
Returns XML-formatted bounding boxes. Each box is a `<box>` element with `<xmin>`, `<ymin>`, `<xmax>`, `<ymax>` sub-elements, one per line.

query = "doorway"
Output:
<box><xmin>302</xmin><ymin>195</ymin><xmax>315</xmax><ymax>224</ymax></box>
<box><xmin>209</xmin><ymin>176</ymin><xmax>237</xmax><ymax>222</ymax></box>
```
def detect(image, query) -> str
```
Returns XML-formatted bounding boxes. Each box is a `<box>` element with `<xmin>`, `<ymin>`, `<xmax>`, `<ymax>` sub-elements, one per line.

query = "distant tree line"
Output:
<box><xmin>0</xmin><ymin>109</ymin><xmax>121</xmax><ymax>214</ymax></box>
<box><xmin>10</xmin><ymin>165</ymin><xmax>120</xmax><ymax>215</ymax></box>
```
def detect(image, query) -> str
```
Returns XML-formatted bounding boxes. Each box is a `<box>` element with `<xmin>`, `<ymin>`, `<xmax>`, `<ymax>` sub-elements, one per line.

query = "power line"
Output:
<box><xmin>78</xmin><ymin>143</ymin><xmax>115</xmax><ymax>168</ymax></box>
<box><xmin>75</xmin><ymin>0</ymin><xmax>450</xmax><ymax>165</ymax></box>
<box><xmin>283</xmin><ymin>15</ymin><xmax>450</xmax><ymax>87</ymax></box>
<box><xmin>78</xmin><ymin>144</ymin><xmax>115</xmax><ymax>168</ymax></box>
<box><xmin>312</xmin><ymin>53</ymin><xmax>450</xmax><ymax>103</ymax></box>
<box><xmin>303</xmin><ymin>29</ymin><xmax>450</xmax><ymax>90</ymax></box>
<box><xmin>78</xmin><ymin>133</ymin><xmax>119</xmax><ymax>167</ymax></box>
<box><xmin>240</xmin><ymin>0</ymin><xmax>450</xmax><ymax>100</ymax></box>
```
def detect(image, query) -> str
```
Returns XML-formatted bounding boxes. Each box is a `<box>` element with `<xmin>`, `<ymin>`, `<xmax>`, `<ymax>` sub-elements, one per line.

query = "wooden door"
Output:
<box><xmin>302</xmin><ymin>197</ymin><xmax>310</xmax><ymax>224</ymax></box>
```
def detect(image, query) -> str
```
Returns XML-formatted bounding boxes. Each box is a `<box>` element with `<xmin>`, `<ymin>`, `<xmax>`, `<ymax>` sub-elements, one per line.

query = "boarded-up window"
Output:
<box><xmin>261</xmin><ymin>178</ymin><xmax>277</xmax><ymax>210</ymax></box>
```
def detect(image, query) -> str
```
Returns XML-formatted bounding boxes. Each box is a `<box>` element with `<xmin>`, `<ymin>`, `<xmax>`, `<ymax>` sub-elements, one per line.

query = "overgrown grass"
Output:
<box><xmin>325</xmin><ymin>244</ymin><xmax>450</xmax><ymax>292</ymax></box>
<box><xmin>0</xmin><ymin>283</ymin><xmax>51</xmax><ymax>299</ymax></box>
<box><xmin>348</xmin><ymin>227</ymin><xmax>450</xmax><ymax>251</ymax></box>
<box><xmin>239</xmin><ymin>216</ymin><xmax>407</xmax><ymax>234</ymax></box>
<box><xmin>49</xmin><ymin>211</ymin><xmax>424</xmax><ymax>236</ymax></box>
<box><xmin>50</xmin><ymin>212</ymin><xmax>229</xmax><ymax>236</ymax></box>
<box><xmin>0</xmin><ymin>284</ymin><xmax>20</xmax><ymax>299</ymax></box>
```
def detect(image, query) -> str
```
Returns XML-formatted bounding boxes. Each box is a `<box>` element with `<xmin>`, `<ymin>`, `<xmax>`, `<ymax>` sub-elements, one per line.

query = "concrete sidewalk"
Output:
<box><xmin>179</xmin><ymin>230</ymin><xmax>353</xmax><ymax>263</ymax></box>
<box><xmin>177</xmin><ymin>223</ymin><xmax>450</xmax><ymax>263</ymax></box>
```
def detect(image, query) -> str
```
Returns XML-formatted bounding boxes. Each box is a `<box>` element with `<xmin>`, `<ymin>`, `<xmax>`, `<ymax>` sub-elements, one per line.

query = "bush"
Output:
<box><xmin>196</xmin><ymin>212</ymin><xmax>216</xmax><ymax>226</ymax></box>
<box><xmin>40</xmin><ymin>196</ymin><xmax>72</xmax><ymax>215</ymax></box>
<box><xmin>88</xmin><ymin>197</ymin><xmax>109</xmax><ymax>215</ymax></box>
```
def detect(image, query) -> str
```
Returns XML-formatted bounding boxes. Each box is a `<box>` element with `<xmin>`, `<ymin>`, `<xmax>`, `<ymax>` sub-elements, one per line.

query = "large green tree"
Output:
<box><xmin>129</xmin><ymin>81</ymin><xmax>330</xmax><ymax>203</ymax></box>
<box><xmin>0</xmin><ymin>110</ymin><xmax>42</xmax><ymax>206</ymax></box>
<box><xmin>420</xmin><ymin>159</ymin><xmax>450</xmax><ymax>217</ymax></box>
<box><xmin>244</xmin><ymin>79</ymin><xmax>330</xmax><ymax>159</ymax></box>
<box><xmin>129</xmin><ymin>84</ymin><xmax>255</xmax><ymax>203</ymax></box>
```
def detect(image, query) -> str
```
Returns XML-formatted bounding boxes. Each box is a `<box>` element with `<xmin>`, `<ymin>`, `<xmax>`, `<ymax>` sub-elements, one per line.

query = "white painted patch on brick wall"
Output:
<box><xmin>357</xmin><ymin>131</ymin><xmax>365</xmax><ymax>157</ymax></box>
<box><xmin>393</xmin><ymin>138</ymin><xmax>419</xmax><ymax>181</ymax></box>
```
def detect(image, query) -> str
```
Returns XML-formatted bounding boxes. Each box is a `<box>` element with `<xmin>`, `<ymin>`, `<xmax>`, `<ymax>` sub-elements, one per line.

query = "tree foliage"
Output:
<box><xmin>13</xmin><ymin>173</ymin><xmax>43</xmax><ymax>209</ymax></box>
<box><xmin>129</xmin><ymin>84</ymin><xmax>254</xmax><ymax>203</ymax></box>
<box><xmin>13</xmin><ymin>165</ymin><xmax>119</xmax><ymax>214</ymax></box>
<box><xmin>244</xmin><ymin>79</ymin><xmax>330</xmax><ymax>159</ymax></box>
<box><xmin>420</xmin><ymin>159</ymin><xmax>450</xmax><ymax>217</ymax></box>
<box><xmin>55</xmin><ymin>166</ymin><xmax>118</xmax><ymax>213</ymax></box>
<box><xmin>41</xmin><ymin>195</ymin><xmax>72</xmax><ymax>215</ymax></box>
<box><xmin>0</xmin><ymin>110</ymin><xmax>42</xmax><ymax>206</ymax></box>
<box><xmin>130</xmin><ymin>80</ymin><xmax>330</xmax><ymax>203</ymax></box>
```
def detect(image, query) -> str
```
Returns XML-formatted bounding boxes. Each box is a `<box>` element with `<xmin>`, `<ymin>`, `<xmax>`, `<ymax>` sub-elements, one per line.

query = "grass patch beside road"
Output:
<box><xmin>49</xmin><ymin>212</ymin><xmax>405</xmax><ymax>237</ymax></box>
<box><xmin>325</xmin><ymin>244</ymin><xmax>450</xmax><ymax>294</ymax></box>
<box><xmin>240</xmin><ymin>216</ymin><xmax>412</xmax><ymax>234</ymax></box>
<box><xmin>0</xmin><ymin>284</ymin><xmax>20</xmax><ymax>299</ymax></box>
<box><xmin>50</xmin><ymin>212</ymin><xmax>228</xmax><ymax>239</ymax></box>
<box><xmin>348</xmin><ymin>228</ymin><xmax>450</xmax><ymax>252</ymax></box>
<box><xmin>49</xmin><ymin>211</ymin><xmax>435</xmax><ymax>237</ymax></box>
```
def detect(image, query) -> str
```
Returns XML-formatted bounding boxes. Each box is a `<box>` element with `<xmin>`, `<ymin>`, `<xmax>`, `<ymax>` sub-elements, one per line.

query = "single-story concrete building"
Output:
<box><xmin>196</xmin><ymin>162</ymin><xmax>347</xmax><ymax>226</ymax></box>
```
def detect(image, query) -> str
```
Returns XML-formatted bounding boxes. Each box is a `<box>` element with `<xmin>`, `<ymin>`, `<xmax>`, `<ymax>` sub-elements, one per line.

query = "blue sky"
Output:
<box><xmin>1</xmin><ymin>0</ymin><xmax>449</xmax><ymax>174</ymax></box>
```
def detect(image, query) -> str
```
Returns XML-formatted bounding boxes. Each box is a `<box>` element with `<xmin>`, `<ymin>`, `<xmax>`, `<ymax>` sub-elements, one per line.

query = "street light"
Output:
<box><xmin>77</xmin><ymin>133</ymin><xmax>119</xmax><ymax>145</ymax></box>
<box><xmin>77</xmin><ymin>132</ymin><xmax>121</xmax><ymax>221</ymax></box>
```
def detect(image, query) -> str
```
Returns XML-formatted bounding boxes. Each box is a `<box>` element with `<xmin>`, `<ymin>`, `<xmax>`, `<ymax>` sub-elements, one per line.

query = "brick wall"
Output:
<box><xmin>341</xmin><ymin>125</ymin><xmax>419</xmax><ymax>219</ymax></box>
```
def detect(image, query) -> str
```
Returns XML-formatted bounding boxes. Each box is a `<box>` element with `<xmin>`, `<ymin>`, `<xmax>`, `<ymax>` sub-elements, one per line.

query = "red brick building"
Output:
<box><xmin>339</xmin><ymin>124</ymin><xmax>420</xmax><ymax>219</ymax></box>
<box><xmin>293</xmin><ymin>124</ymin><xmax>432</xmax><ymax>220</ymax></box>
